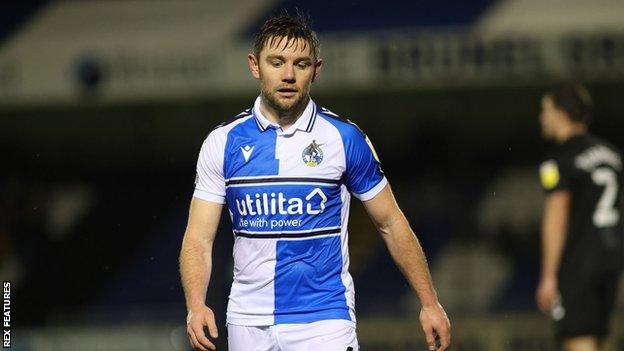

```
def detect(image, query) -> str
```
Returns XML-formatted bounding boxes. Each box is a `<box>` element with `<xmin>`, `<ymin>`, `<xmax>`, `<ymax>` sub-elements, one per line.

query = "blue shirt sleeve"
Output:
<box><xmin>343</xmin><ymin>126</ymin><xmax>386</xmax><ymax>200</ymax></box>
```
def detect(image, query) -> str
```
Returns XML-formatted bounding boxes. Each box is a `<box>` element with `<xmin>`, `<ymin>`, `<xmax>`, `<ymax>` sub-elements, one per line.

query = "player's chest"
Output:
<box><xmin>224</xmin><ymin>131</ymin><xmax>345</xmax><ymax>179</ymax></box>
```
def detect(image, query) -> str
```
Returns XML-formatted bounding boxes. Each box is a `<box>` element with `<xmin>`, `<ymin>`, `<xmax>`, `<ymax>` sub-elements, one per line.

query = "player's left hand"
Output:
<box><xmin>419</xmin><ymin>303</ymin><xmax>451</xmax><ymax>351</ymax></box>
<box><xmin>536</xmin><ymin>276</ymin><xmax>558</xmax><ymax>314</ymax></box>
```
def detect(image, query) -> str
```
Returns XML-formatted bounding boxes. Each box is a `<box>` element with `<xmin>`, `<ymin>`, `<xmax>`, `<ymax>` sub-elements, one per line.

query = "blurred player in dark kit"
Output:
<box><xmin>536</xmin><ymin>84</ymin><xmax>623</xmax><ymax>351</ymax></box>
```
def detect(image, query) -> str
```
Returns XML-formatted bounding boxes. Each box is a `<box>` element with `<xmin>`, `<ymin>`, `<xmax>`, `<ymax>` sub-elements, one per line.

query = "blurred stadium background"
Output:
<box><xmin>1</xmin><ymin>0</ymin><xmax>623</xmax><ymax>350</ymax></box>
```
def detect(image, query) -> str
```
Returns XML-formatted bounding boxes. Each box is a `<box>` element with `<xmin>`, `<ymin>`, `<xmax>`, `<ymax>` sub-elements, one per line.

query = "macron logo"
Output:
<box><xmin>241</xmin><ymin>145</ymin><xmax>254</xmax><ymax>162</ymax></box>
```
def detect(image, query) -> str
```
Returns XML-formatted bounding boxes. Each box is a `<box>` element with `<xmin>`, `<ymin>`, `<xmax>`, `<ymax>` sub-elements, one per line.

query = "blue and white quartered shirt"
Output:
<box><xmin>193</xmin><ymin>96</ymin><xmax>387</xmax><ymax>326</ymax></box>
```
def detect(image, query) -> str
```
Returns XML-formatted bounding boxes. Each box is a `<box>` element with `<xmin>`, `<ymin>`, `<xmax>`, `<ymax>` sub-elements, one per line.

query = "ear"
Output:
<box><xmin>312</xmin><ymin>58</ymin><xmax>323</xmax><ymax>83</ymax></box>
<box><xmin>248</xmin><ymin>53</ymin><xmax>260</xmax><ymax>79</ymax></box>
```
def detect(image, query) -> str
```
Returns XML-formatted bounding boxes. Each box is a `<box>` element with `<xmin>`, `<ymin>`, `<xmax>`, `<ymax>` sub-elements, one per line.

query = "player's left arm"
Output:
<box><xmin>536</xmin><ymin>159</ymin><xmax>571</xmax><ymax>314</ymax></box>
<box><xmin>362</xmin><ymin>184</ymin><xmax>451</xmax><ymax>351</ymax></box>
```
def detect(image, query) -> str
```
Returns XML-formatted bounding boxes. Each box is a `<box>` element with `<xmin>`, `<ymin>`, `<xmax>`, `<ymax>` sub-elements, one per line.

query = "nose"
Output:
<box><xmin>282</xmin><ymin>63</ymin><xmax>295</xmax><ymax>83</ymax></box>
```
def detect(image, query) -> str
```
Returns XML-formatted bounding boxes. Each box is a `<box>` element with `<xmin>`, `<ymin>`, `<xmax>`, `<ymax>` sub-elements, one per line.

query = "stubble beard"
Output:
<box><xmin>261</xmin><ymin>86</ymin><xmax>309</xmax><ymax>117</ymax></box>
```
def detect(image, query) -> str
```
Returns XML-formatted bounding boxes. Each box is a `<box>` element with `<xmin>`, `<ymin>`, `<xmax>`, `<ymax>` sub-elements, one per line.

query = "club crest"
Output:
<box><xmin>302</xmin><ymin>140</ymin><xmax>323</xmax><ymax>167</ymax></box>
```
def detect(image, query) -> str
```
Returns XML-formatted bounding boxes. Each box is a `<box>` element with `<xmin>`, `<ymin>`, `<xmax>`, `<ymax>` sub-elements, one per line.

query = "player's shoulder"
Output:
<box><xmin>574</xmin><ymin>133</ymin><xmax>623</xmax><ymax>172</ymax></box>
<box><xmin>316</xmin><ymin>105</ymin><xmax>366</xmax><ymax>139</ymax></box>
<box><xmin>559</xmin><ymin>133</ymin><xmax>622</xmax><ymax>164</ymax></box>
<box><xmin>586</xmin><ymin>133</ymin><xmax>622</xmax><ymax>156</ymax></box>
<box><xmin>213</xmin><ymin>108</ymin><xmax>254</xmax><ymax>132</ymax></box>
<box><xmin>552</xmin><ymin>135</ymin><xmax>585</xmax><ymax>162</ymax></box>
<box><xmin>206</xmin><ymin>108</ymin><xmax>254</xmax><ymax>139</ymax></box>
<box><xmin>540</xmin><ymin>145</ymin><xmax>571</xmax><ymax>177</ymax></box>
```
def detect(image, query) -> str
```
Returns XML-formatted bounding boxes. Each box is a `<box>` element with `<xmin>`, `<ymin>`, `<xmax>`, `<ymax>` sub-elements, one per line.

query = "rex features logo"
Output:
<box><xmin>235</xmin><ymin>188</ymin><xmax>327</xmax><ymax>216</ymax></box>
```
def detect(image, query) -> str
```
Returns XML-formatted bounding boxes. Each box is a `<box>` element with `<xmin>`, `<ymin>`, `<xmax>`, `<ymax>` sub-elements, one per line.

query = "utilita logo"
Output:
<box><xmin>235</xmin><ymin>188</ymin><xmax>327</xmax><ymax>216</ymax></box>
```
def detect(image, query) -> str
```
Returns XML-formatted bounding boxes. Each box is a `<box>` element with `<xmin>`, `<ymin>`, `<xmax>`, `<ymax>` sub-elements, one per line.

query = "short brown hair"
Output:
<box><xmin>546</xmin><ymin>84</ymin><xmax>593</xmax><ymax>125</ymax></box>
<box><xmin>253</xmin><ymin>14</ymin><xmax>320</xmax><ymax>60</ymax></box>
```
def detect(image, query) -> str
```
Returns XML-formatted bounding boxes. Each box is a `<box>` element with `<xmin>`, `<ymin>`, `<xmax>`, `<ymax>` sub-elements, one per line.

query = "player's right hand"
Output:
<box><xmin>186</xmin><ymin>305</ymin><xmax>219</xmax><ymax>351</ymax></box>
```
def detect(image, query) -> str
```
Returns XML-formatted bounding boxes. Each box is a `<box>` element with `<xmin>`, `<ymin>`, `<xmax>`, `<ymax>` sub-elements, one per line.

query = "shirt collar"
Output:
<box><xmin>253</xmin><ymin>96</ymin><xmax>317</xmax><ymax>135</ymax></box>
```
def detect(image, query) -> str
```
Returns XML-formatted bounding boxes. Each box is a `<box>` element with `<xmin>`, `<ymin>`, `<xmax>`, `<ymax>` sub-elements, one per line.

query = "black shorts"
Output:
<box><xmin>556</xmin><ymin>267</ymin><xmax>621</xmax><ymax>340</ymax></box>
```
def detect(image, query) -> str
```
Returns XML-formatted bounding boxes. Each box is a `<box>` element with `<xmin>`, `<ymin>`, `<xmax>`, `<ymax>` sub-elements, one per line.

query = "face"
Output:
<box><xmin>248</xmin><ymin>36</ymin><xmax>322</xmax><ymax>114</ymax></box>
<box><xmin>539</xmin><ymin>95</ymin><xmax>565</xmax><ymax>140</ymax></box>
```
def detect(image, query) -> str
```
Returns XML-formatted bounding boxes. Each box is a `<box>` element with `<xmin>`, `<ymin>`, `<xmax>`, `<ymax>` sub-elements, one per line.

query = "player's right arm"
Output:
<box><xmin>536</xmin><ymin>189</ymin><xmax>570</xmax><ymax>314</ymax></box>
<box><xmin>180</xmin><ymin>198</ymin><xmax>223</xmax><ymax>351</ymax></box>
<box><xmin>181</xmin><ymin>128</ymin><xmax>228</xmax><ymax>351</ymax></box>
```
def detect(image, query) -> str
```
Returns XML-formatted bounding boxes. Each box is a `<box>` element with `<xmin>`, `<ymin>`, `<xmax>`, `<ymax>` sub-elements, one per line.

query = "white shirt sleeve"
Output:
<box><xmin>193</xmin><ymin>128</ymin><xmax>226</xmax><ymax>204</ymax></box>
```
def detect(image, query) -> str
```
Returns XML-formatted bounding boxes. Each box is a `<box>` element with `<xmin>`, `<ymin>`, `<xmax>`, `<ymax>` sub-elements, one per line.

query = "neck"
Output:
<box><xmin>260</xmin><ymin>95</ymin><xmax>310</xmax><ymax>129</ymax></box>
<box><xmin>556</xmin><ymin>123</ymin><xmax>586</xmax><ymax>143</ymax></box>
